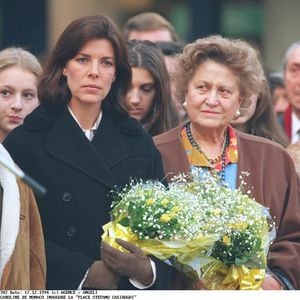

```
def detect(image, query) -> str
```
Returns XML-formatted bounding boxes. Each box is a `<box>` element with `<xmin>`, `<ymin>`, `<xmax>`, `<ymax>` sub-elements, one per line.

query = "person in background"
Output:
<box><xmin>125</xmin><ymin>39</ymin><xmax>179</xmax><ymax>136</ymax></box>
<box><xmin>123</xmin><ymin>12</ymin><xmax>185</xmax><ymax>122</ymax></box>
<box><xmin>123</xmin><ymin>12</ymin><xmax>180</xmax><ymax>42</ymax></box>
<box><xmin>0</xmin><ymin>47</ymin><xmax>41</xmax><ymax>142</ymax></box>
<box><xmin>231</xmin><ymin>76</ymin><xmax>289</xmax><ymax>147</ymax></box>
<box><xmin>154</xmin><ymin>35</ymin><xmax>300</xmax><ymax>289</ymax></box>
<box><xmin>3</xmin><ymin>15</ymin><xmax>173</xmax><ymax>290</ymax></box>
<box><xmin>281</xmin><ymin>41</ymin><xmax>300</xmax><ymax>142</ymax></box>
<box><xmin>0</xmin><ymin>143</ymin><xmax>46</xmax><ymax>289</ymax></box>
<box><xmin>268</xmin><ymin>71</ymin><xmax>289</xmax><ymax>117</ymax></box>
<box><xmin>156</xmin><ymin>41</ymin><xmax>188</xmax><ymax>122</ymax></box>
<box><xmin>0</xmin><ymin>47</ymin><xmax>45</xmax><ymax>289</ymax></box>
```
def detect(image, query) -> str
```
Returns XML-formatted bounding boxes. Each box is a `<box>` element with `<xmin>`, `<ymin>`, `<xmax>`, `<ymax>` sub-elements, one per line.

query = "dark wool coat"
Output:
<box><xmin>154</xmin><ymin>123</ymin><xmax>300</xmax><ymax>289</ymax></box>
<box><xmin>3</xmin><ymin>104</ymin><xmax>173</xmax><ymax>290</ymax></box>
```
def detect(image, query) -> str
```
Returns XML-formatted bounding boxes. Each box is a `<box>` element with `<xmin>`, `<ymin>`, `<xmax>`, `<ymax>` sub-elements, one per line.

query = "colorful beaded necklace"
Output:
<box><xmin>185</xmin><ymin>122</ymin><xmax>229</xmax><ymax>183</ymax></box>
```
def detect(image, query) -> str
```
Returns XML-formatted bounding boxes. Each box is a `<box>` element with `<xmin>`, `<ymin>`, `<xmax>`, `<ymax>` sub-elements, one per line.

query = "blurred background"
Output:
<box><xmin>0</xmin><ymin>0</ymin><xmax>300</xmax><ymax>72</ymax></box>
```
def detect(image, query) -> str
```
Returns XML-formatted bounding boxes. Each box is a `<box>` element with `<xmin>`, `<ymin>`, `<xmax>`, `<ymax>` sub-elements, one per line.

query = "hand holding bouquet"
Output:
<box><xmin>102</xmin><ymin>172</ymin><xmax>275</xmax><ymax>289</ymax></box>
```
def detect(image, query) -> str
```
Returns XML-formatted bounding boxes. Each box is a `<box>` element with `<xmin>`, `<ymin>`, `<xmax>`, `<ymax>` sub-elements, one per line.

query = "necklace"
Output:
<box><xmin>186</xmin><ymin>122</ymin><xmax>229</xmax><ymax>183</ymax></box>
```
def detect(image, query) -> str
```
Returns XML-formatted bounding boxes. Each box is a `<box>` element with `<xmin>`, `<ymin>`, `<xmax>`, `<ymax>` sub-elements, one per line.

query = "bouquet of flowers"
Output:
<box><xmin>102</xmin><ymin>171</ymin><xmax>275</xmax><ymax>290</ymax></box>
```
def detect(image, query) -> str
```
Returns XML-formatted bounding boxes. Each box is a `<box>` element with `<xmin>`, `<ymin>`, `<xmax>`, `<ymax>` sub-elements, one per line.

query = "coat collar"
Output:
<box><xmin>45</xmin><ymin>106</ymin><xmax>129</xmax><ymax>188</ymax></box>
<box><xmin>154</xmin><ymin>122</ymin><xmax>191</xmax><ymax>181</ymax></box>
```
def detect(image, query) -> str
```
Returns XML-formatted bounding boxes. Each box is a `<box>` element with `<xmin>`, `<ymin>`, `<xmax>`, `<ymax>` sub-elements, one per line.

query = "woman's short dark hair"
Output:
<box><xmin>38</xmin><ymin>15</ymin><xmax>131</xmax><ymax>116</ymax></box>
<box><xmin>127</xmin><ymin>39</ymin><xmax>179</xmax><ymax>135</ymax></box>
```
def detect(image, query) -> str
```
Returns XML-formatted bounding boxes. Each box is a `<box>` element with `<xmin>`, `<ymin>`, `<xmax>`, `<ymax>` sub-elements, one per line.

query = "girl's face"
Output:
<box><xmin>185</xmin><ymin>60</ymin><xmax>241</xmax><ymax>133</ymax></box>
<box><xmin>63</xmin><ymin>38</ymin><xmax>116</xmax><ymax>111</ymax></box>
<box><xmin>0</xmin><ymin>66</ymin><xmax>39</xmax><ymax>141</ymax></box>
<box><xmin>125</xmin><ymin>67</ymin><xmax>156</xmax><ymax>122</ymax></box>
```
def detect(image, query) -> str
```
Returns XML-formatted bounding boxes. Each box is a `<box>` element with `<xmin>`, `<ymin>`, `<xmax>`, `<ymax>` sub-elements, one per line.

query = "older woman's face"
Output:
<box><xmin>185</xmin><ymin>60</ymin><xmax>241</xmax><ymax>131</ymax></box>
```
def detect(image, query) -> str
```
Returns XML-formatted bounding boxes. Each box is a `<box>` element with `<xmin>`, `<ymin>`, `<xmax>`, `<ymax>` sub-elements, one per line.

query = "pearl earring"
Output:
<box><xmin>233</xmin><ymin>109</ymin><xmax>241</xmax><ymax>120</ymax></box>
<box><xmin>183</xmin><ymin>101</ymin><xmax>187</xmax><ymax>108</ymax></box>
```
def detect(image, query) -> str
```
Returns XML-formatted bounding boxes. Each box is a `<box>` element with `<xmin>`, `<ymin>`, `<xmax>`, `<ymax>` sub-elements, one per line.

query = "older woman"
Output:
<box><xmin>154</xmin><ymin>35</ymin><xmax>300</xmax><ymax>289</ymax></box>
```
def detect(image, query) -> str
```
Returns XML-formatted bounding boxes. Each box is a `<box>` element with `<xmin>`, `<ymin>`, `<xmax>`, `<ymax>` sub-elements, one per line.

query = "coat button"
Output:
<box><xmin>66</xmin><ymin>226</ymin><xmax>76</xmax><ymax>237</ymax></box>
<box><xmin>62</xmin><ymin>192</ymin><xmax>72</xmax><ymax>202</ymax></box>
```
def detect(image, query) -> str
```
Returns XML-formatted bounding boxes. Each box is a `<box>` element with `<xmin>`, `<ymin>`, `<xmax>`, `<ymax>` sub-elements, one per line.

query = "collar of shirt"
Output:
<box><xmin>181</xmin><ymin>125</ymin><xmax>238</xmax><ymax>171</ymax></box>
<box><xmin>67</xmin><ymin>106</ymin><xmax>103</xmax><ymax>141</ymax></box>
<box><xmin>291</xmin><ymin>111</ymin><xmax>300</xmax><ymax>143</ymax></box>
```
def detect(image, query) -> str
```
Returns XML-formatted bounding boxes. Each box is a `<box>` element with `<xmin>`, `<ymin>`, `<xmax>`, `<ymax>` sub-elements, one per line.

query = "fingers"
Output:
<box><xmin>101</xmin><ymin>239</ymin><xmax>144</xmax><ymax>257</ymax></box>
<box><xmin>101</xmin><ymin>241</ymin><xmax>127</xmax><ymax>261</ymax></box>
<box><xmin>115</xmin><ymin>238</ymin><xmax>144</xmax><ymax>255</ymax></box>
<box><xmin>101</xmin><ymin>240</ymin><xmax>152</xmax><ymax>283</ymax></box>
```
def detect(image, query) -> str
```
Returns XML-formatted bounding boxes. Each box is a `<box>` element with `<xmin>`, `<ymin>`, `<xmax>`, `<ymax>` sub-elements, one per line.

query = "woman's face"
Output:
<box><xmin>185</xmin><ymin>60</ymin><xmax>241</xmax><ymax>131</ymax></box>
<box><xmin>63</xmin><ymin>38</ymin><xmax>116</xmax><ymax>110</ymax></box>
<box><xmin>125</xmin><ymin>67</ymin><xmax>156</xmax><ymax>122</ymax></box>
<box><xmin>0</xmin><ymin>66</ymin><xmax>39</xmax><ymax>141</ymax></box>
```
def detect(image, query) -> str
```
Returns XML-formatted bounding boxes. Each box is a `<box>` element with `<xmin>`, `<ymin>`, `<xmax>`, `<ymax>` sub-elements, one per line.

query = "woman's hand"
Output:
<box><xmin>101</xmin><ymin>239</ymin><xmax>153</xmax><ymax>286</ymax></box>
<box><xmin>83</xmin><ymin>260</ymin><xmax>120</xmax><ymax>289</ymax></box>
<box><xmin>261</xmin><ymin>273</ymin><xmax>283</xmax><ymax>290</ymax></box>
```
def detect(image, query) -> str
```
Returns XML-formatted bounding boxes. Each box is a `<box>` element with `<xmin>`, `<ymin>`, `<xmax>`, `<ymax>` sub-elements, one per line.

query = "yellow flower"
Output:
<box><xmin>146</xmin><ymin>198</ymin><xmax>155</xmax><ymax>206</ymax></box>
<box><xmin>223</xmin><ymin>235</ymin><xmax>231</xmax><ymax>245</ymax></box>
<box><xmin>160</xmin><ymin>213</ymin><xmax>172</xmax><ymax>223</ymax></box>
<box><xmin>160</xmin><ymin>198</ymin><xmax>169</xmax><ymax>206</ymax></box>
<box><xmin>231</xmin><ymin>222</ymin><xmax>248</xmax><ymax>230</ymax></box>
<box><xmin>171</xmin><ymin>206</ymin><xmax>180</xmax><ymax>213</ymax></box>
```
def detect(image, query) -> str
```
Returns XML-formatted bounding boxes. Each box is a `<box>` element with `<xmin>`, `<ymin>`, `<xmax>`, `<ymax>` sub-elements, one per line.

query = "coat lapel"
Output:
<box><xmin>45</xmin><ymin>108</ymin><xmax>128</xmax><ymax>188</ymax></box>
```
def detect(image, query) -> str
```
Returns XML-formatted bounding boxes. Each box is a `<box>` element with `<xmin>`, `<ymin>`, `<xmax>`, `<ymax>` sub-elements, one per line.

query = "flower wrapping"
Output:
<box><xmin>102</xmin><ymin>172</ymin><xmax>275</xmax><ymax>290</ymax></box>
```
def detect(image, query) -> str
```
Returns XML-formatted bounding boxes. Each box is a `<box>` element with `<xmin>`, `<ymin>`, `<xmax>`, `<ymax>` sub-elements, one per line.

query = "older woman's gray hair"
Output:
<box><xmin>173</xmin><ymin>35</ymin><xmax>265</xmax><ymax>110</ymax></box>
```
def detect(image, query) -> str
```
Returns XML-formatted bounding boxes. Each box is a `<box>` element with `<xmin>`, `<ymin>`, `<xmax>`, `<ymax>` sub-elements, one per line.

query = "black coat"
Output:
<box><xmin>3</xmin><ymin>104</ymin><xmax>173</xmax><ymax>289</ymax></box>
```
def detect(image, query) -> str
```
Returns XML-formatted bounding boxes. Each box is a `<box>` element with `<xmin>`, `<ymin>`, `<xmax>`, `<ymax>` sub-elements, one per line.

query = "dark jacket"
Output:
<box><xmin>154</xmin><ymin>123</ymin><xmax>300</xmax><ymax>289</ymax></box>
<box><xmin>3</xmin><ymin>104</ymin><xmax>173</xmax><ymax>290</ymax></box>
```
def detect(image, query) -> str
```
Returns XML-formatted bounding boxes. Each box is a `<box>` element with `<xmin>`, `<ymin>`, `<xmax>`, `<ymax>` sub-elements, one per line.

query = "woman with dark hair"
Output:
<box><xmin>125</xmin><ymin>40</ymin><xmax>179</xmax><ymax>136</ymax></box>
<box><xmin>231</xmin><ymin>80</ymin><xmax>289</xmax><ymax>147</ymax></box>
<box><xmin>229</xmin><ymin>45</ymin><xmax>288</xmax><ymax>147</ymax></box>
<box><xmin>3</xmin><ymin>15</ymin><xmax>172</xmax><ymax>290</ymax></box>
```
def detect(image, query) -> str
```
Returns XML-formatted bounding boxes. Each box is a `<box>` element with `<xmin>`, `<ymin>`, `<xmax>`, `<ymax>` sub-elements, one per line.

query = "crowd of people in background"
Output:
<box><xmin>0</xmin><ymin>11</ymin><xmax>300</xmax><ymax>291</ymax></box>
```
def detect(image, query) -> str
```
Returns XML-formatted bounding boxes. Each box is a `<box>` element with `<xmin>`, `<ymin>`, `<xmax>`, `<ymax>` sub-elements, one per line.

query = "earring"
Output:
<box><xmin>183</xmin><ymin>101</ymin><xmax>187</xmax><ymax>108</ymax></box>
<box><xmin>233</xmin><ymin>109</ymin><xmax>241</xmax><ymax>120</ymax></box>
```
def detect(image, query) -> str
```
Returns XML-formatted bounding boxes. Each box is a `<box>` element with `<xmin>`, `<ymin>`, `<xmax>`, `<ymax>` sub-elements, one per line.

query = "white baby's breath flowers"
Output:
<box><xmin>108</xmin><ymin>171</ymin><xmax>275</xmax><ymax>285</ymax></box>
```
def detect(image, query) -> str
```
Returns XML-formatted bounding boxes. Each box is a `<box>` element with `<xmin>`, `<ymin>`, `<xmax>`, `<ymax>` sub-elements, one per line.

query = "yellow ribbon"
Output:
<box><xmin>102</xmin><ymin>221</ymin><xmax>265</xmax><ymax>290</ymax></box>
<box><xmin>102</xmin><ymin>221</ymin><xmax>217</xmax><ymax>259</ymax></box>
<box><xmin>223</xmin><ymin>265</ymin><xmax>265</xmax><ymax>290</ymax></box>
<box><xmin>202</xmin><ymin>262</ymin><xmax>265</xmax><ymax>290</ymax></box>
<box><xmin>101</xmin><ymin>221</ymin><xmax>138</xmax><ymax>252</ymax></box>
